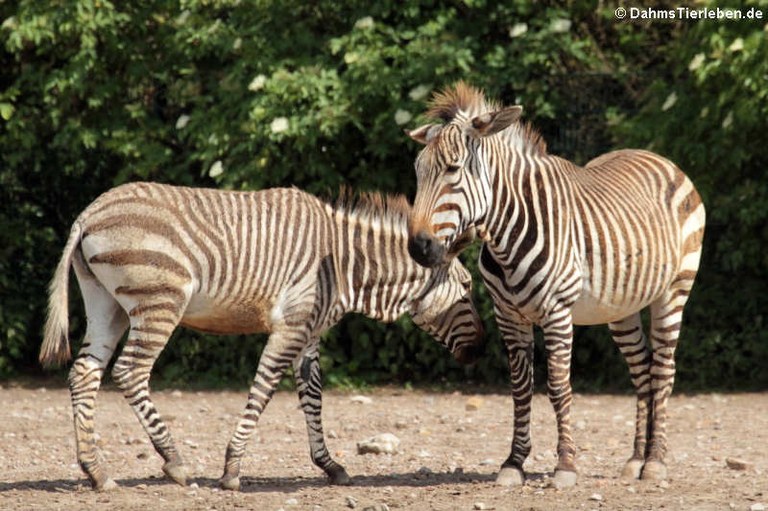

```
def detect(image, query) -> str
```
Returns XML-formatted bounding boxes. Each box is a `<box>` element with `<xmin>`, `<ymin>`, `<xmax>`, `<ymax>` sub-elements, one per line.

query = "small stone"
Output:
<box><xmin>474</xmin><ymin>503</ymin><xmax>488</xmax><ymax>510</ymax></box>
<box><xmin>345</xmin><ymin>496</ymin><xmax>357</xmax><ymax>508</ymax></box>
<box><xmin>479</xmin><ymin>459</ymin><xmax>495</xmax><ymax>466</ymax></box>
<box><xmin>465</xmin><ymin>397</ymin><xmax>484</xmax><ymax>411</ymax></box>
<box><xmin>350</xmin><ymin>395</ymin><xmax>373</xmax><ymax>405</ymax></box>
<box><xmin>627</xmin><ymin>486</ymin><xmax>636</xmax><ymax>494</ymax></box>
<box><xmin>362</xmin><ymin>506</ymin><xmax>389</xmax><ymax>511</ymax></box>
<box><xmin>575</xmin><ymin>419</ymin><xmax>587</xmax><ymax>430</ymax></box>
<box><xmin>189</xmin><ymin>482</ymin><xmax>199</xmax><ymax>490</ymax></box>
<box><xmin>357</xmin><ymin>433</ymin><xmax>400</xmax><ymax>455</ymax></box>
<box><xmin>137</xmin><ymin>452</ymin><xmax>149</xmax><ymax>460</ymax></box>
<box><xmin>750</xmin><ymin>504</ymin><xmax>765</xmax><ymax>511</ymax></box>
<box><xmin>285</xmin><ymin>498</ymin><xmax>298</xmax><ymax>506</ymax></box>
<box><xmin>171</xmin><ymin>390</ymin><xmax>182</xmax><ymax>397</ymax></box>
<box><xmin>328</xmin><ymin>430</ymin><xmax>339</xmax><ymax>439</ymax></box>
<box><xmin>725</xmin><ymin>457</ymin><xmax>751</xmax><ymax>470</ymax></box>
<box><xmin>589</xmin><ymin>493</ymin><xmax>603</xmax><ymax>501</ymax></box>
<box><xmin>394</xmin><ymin>420</ymin><xmax>408</xmax><ymax>430</ymax></box>
<box><xmin>658</xmin><ymin>480</ymin><xmax>670</xmax><ymax>489</ymax></box>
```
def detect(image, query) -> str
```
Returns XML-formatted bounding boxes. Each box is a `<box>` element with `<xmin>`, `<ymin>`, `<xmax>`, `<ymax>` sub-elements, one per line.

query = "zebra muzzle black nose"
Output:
<box><xmin>408</xmin><ymin>231</ymin><xmax>445</xmax><ymax>268</ymax></box>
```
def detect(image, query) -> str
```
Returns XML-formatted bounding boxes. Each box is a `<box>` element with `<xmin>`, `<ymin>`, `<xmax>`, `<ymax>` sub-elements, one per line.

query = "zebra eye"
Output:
<box><xmin>446</xmin><ymin>163</ymin><xmax>461</xmax><ymax>173</ymax></box>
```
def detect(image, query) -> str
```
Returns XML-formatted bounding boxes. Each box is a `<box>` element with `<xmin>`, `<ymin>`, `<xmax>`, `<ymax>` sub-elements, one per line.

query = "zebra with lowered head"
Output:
<box><xmin>41</xmin><ymin>183</ymin><xmax>484</xmax><ymax>491</ymax></box>
<box><xmin>406</xmin><ymin>82</ymin><xmax>705</xmax><ymax>488</ymax></box>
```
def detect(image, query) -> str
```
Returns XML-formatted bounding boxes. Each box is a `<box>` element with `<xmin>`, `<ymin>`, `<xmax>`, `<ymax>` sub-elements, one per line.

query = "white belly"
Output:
<box><xmin>570</xmin><ymin>286</ymin><xmax>646</xmax><ymax>325</ymax></box>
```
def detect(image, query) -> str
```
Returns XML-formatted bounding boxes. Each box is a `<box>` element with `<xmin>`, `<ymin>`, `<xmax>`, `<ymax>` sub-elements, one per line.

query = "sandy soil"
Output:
<box><xmin>1</xmin><ymin>383</ymin><xmax>766</xmax><ymax>511</ymax></box>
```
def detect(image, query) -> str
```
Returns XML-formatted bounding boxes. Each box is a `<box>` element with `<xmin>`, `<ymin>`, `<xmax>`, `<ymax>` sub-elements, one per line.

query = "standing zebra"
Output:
<box><xmin>406</xmin><ymin>83</ymin><xmax>705</xmax><ymax>488</ymax></box>
<box><xmin>41</xmin><ymin>183</ymin><xmax>483</xmax><ymax>491</ymax></box>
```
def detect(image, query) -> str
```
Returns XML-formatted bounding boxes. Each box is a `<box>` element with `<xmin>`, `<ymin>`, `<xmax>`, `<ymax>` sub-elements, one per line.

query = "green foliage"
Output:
<box><xmin>1</xmin><ymin>0</ymin><xmax>764</xmax><ymax>390</ymax></box>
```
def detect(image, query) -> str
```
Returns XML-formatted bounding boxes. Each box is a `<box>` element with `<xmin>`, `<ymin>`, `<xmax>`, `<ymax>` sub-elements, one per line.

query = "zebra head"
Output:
<box><xmin>406</xmin><ymin>82</ymin><xmax>523</xmax><ymax>268</ymax></box>
<box><xmin>410</xmin><ymin>258</ymin><xmax>484</xmax><ymax>365</ymax></box>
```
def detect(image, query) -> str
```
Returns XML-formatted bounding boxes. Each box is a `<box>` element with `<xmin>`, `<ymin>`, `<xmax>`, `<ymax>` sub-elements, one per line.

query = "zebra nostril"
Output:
<box><xmin>408</xmin><ymin>230</ymin><xmax>445</xmax><ymax>267</ymax></box>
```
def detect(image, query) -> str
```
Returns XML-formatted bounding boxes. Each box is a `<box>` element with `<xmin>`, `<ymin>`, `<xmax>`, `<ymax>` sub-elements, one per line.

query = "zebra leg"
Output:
<box><xmin>609</xmin><ymin>313</ymin><xmax>652</xmax><ymax>480</ymax></box>
<box><xmin>641</xmin><ymin>286</ymin><xmax>690</xmax><ymax>480</ymax></box>
<box><xmin>542</xmin><ymin>309</ymin><xmax>578</xmax><ymax>489</ymax></box>
<box><xmin>294</xmin><ymin>348</ymin><xmax>350</xmax><ymax>485</ymax></box>
<box><xmin>110</xmin><ymin>305</ymin><xmax>185</xmax><ymax>486</ymax></box>
<box><xmin>220</xmin><ymin>330</ymin><xmax>305</xmax><ymax>490</ymax></box>
<box><xmin>68</xmin><ymin>272</ymin><xmax>129</xmax><ymax>490</ymax></box>
<box><xmin>496</xmin><ymin>316</ymin><xmax>534</xmax><ymax>487</ymax></box>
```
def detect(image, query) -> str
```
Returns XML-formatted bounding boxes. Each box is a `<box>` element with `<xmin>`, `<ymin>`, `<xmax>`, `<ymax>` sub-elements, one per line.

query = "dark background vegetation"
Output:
<box><xmin>1</xmin><ymin>1</ymin><xmax>766</xmax><ymax>391</ymax></box>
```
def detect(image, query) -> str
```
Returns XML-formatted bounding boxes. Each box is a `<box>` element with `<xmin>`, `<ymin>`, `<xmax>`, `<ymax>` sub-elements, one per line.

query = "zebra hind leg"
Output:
<box><xmin>609</xmin><ymin>313</ymin><xmax>652</xmax><ymax>480</ymax></box>
<box><xmin>295</xmin><ymin>348</ymin><xmax>351</xmax><ymax>485</ymax></box>
<box><xmin>496</xmin><ymin>318</ymin><xmax>534</xmax><ymax>487</ymax></box>
<box><xmin>220</xmin><ymin>329</ymin><xmax>306</xmax><ymax>491</ymax></box>
<box><xmin>642</xmin><ymin>284</ymin><xmax>692</xmax><ymax>481</ymax></box>
<box><xmin>110</xmin><ymin>299</ymin><xmax>187</xmax><ymax>486</ymax></box>
<box><xmin>68</xmin><ymin>275</ymin><xmax>129</xmax><ymax>490</ymax></box>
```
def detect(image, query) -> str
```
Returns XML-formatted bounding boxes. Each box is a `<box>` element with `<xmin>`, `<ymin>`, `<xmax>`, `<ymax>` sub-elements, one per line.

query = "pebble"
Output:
<box><xmin>345</xmin><ymin>495</ymin><xmax>357</xmax><ymax>508</ymax></box>
<box><xmin>357</xmin><ymin>433</ymin><xmax>400</xmax><ymax>455</ymax></box>
<box><xmin>474</xmin><ymin>503</ymin><xmax>488</xmax><ymax>510</ymax></box>
<box><xmin>329</xmin><ymin>429</ymin><xmax>339</xmax><ymax>439</ymax></box>
<box><xmin>350</xmin><ymin>395</ymin><xmax>373</xmax><ymax>405</ymax></box>
<box><xmin>465</xmin><ymin>397</ymin><xmax>484</xmax><ymax>411</ymax></box>
<box><xmin>189</xmin><ymin>482</ymin><xmax>199</xmax><ymax>490</ymax></box>
<box><xmin>751</xmin><ymin>505</ymin><xmax>765</xmax><ymax>511</ymax></box>
<box><xmin>394</xmin><ymin>420</ymin><xmax>408</xmax><ymax>430</ymax></box>
<box><xmin>361</xmin><ymin>505</ymin><xmax>389</xmax><ymax>511</ymax></box>
<box><xmin>725</xmin><ymin>457</ymin><xmax>751</xmax><ymax>470</ymax></box>
<box><xmin>479</xmin><ymin>459</ymin><xmax>495</xmax><ymax>466</ymax></box>
<box><xmin>171</xmin><ymin>390</ymin><xmax>182</xmax><ymax>397</ymax></box>
<box><xmin>284</xmin><ymin>498</ymin><xmax>298</xmax><ymax>506</ymax></box>
<box><xmin>589</xmin><ymin>493</ymin><xmax>603</xmax><ymax>501</ymax></box>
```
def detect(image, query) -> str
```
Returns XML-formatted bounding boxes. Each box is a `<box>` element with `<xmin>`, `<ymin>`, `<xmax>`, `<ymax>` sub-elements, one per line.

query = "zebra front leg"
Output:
<box><xmin>542</xmin><ymin>309</ymin><xmax>578</xmax><ymax>489</ymax></box>
<box><xmin>609</xmin><ymin>313</ymin><xmax>652</xmax><ymax>480</ymax></box>
<box><xmin>111</xmin><ymin>315</ymin><xmax>186</xmax><ymax>486</ymax></box>
<box><xmin>220</xmin><ymin>330</ymin><xmax>304</xmax><ymax>490</ymax></box>
<box><xmin>496</xmin><ymin>317</ymin><xmax>534</xmax><ymax>487</ymax></box>
<box><xmin>642</xmin><ymin>288</ymin><xmax>689</xmax><ymax>481</ymax></box>
<box><xmin>295</xmin><ymin>348</ymin><xmax>351</xmax><ymax>485</ymax></box>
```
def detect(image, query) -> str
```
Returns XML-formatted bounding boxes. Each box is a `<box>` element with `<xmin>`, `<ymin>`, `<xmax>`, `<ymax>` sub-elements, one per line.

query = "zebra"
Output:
<box><xmin>40</xmin><ymin>182</ymin><xmax>484</xmax><ymax>491</ymax></box>
<box><xmin>405</xmin><ymin>82</ymin><xmax>705</xmax><ymax>488</ymax></box>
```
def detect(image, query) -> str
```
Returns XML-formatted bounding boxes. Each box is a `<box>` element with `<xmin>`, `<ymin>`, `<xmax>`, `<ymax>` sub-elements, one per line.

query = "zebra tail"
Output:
<box><xmin>40</xmin><ymin>222</ymin><xmax>82</xmax><ymax>368</ymax></box>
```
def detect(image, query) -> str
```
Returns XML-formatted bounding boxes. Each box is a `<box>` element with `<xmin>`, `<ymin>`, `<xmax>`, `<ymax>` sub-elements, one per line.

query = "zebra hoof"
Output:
<box><xmin>162</xmin><ymin>461</ymin><xmax>188</xmax><ymax>486</ymax></box>
<box><xmin>640</xmin><ymin>460</ymin><xmax>667</xmax><ymax>481</ymax></box>
<box><xmin>552</xmin><ymin>469</ymin><xmax>578</xmax><ymax>489</ymax></box>
<box><xmin>495</xmin><ymin>466</ymin><xmax>525</xmax><ymax>486</ymax></box>
<box><xmin>327</xmin><ymin>465</ymin><xmax>352</xmax><ymax>485</ymax></box>
<box><xmin>219</xmin><ymin>475</ymin><xmax>241</xmax><ymax>491</ymax></box>
<box><xmin>96</xmin><ymin>478</ymin><xmax>118</xmax><ymax>492</ymax></box>
<box><xmin>621</xmin><ymin>459</ymin><xmax>644</xmax><ymax>480</ymax></box>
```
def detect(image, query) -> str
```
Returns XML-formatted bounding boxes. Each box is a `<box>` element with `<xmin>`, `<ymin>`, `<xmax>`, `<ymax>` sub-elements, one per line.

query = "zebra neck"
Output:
<box><xmin>332</xmin><ymin>212</ymin><xmax>428</xmax><ymax>322</ymax></box>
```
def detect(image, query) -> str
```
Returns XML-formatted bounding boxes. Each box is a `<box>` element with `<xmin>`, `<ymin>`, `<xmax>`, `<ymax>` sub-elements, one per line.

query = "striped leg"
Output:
<box><xmin>69</xmin><ymin>271</ymin><xmax>128</xmax><ymax>490</ymax></box>
<box><xmin>219</xmin><ymin>329</ymin><xmax>306</xmax><ymax>490</ymax></box>
<box><xmin>642</xmin><ymin>284</ymin><xmax>691</xmax><ymax>480</ymax></box>
<box><xmin>496</xmin><ymin>312</ymin><xmax>534</xmax><ymax>487</ymax></box>
<box><xmin>542</xmin><ymin>309</ymin><xmax>578</xmax><ymax>489</ymax></box>
<box><xmin>609</xmin><ymin>313</ymin><xmax>653</xmax><ymax>479</ymax></box>
<box><xmin>295</xmin><ymin>348</ymin><xmax>350</xmax><ymax>485</ymax></box>
<box><xmin>110</xmin><ymin>301</ymin><xmax>185</xmax><ymax>486</ymax></box>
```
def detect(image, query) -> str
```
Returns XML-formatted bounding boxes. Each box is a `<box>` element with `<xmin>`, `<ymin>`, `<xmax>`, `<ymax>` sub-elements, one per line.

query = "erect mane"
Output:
<box><xmin>425</xmin><ymin>81</ymin><xmax>548</xmax><ymax>156</ymax></box>
<box><xmin>333</xmin><ymin>187</ymin><xmax>410</xmax><ymax>227</ymax></box>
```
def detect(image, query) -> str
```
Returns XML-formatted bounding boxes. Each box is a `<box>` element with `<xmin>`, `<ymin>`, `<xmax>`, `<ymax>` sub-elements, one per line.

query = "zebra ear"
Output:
<box><xmin>469</xmin><ymin>106</ymin><xmax>523</xmax><ymax>138</ymax></box>
<box><xmin>406</xmin><ymin>124</ymin><xmax>443</xmax><ymax>145</ymax></box>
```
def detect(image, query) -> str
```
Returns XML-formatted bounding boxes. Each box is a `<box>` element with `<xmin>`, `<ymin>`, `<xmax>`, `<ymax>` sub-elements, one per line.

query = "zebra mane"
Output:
<box><xmin>333</xmin><ymin>187</ymin><xmax>411</xmax><ymax>228</ymax></box>
<box><xmin>426</xmin><ymin>81</ymin><xmax>547</xmax><ymax>156</ymax></box>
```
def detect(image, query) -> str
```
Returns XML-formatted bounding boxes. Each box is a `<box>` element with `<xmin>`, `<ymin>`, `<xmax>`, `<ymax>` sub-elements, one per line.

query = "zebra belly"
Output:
<box><xmin>181</xmin><ymin>294</ymin><xmax>272</xmax><ymax>335</ymax></box>
<box><xmin>570</xmin><ymin>289</ymin><xmax>646</xmax><ymax>325</ymax></box>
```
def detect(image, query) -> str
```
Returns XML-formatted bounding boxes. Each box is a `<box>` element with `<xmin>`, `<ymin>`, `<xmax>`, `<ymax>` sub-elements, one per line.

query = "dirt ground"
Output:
<box><xmin>1</xmin><ymin>383</ymin><xmax>766</xmax><ymax>511</ymax></box>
